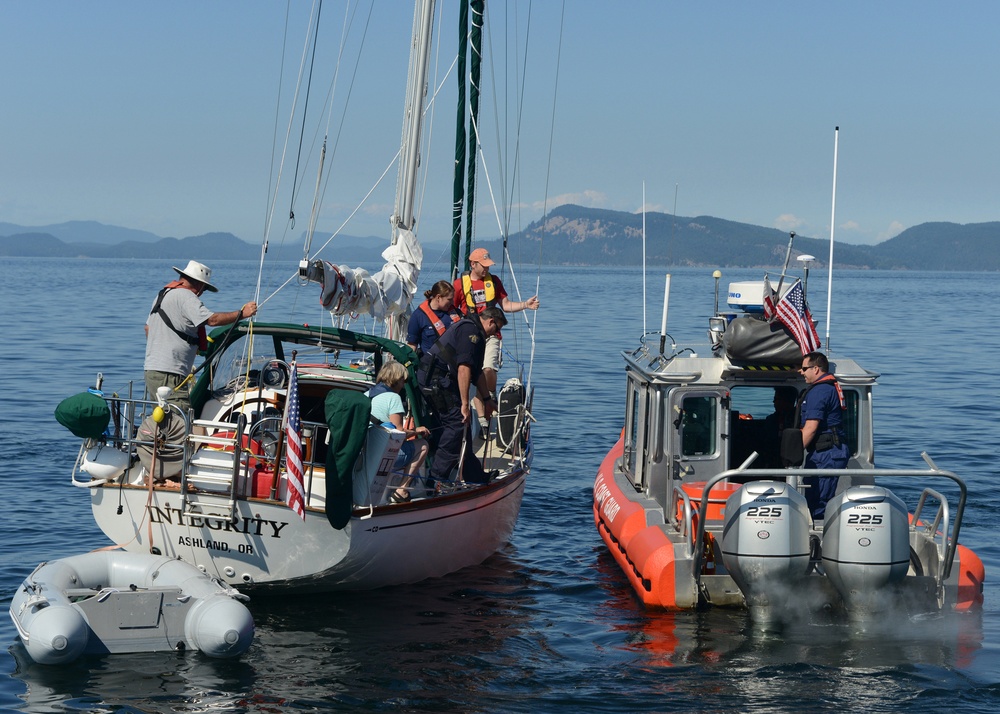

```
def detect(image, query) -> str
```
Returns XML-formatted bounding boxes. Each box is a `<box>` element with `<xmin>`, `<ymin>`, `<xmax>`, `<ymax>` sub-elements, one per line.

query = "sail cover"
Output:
<box><xmin>315</xmin><ymin>228</ymin><xmax>422</xmax><ymax>321</ymax></box>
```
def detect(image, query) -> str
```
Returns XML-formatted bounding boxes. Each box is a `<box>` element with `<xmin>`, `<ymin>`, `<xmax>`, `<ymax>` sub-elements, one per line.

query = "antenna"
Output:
<box><xmin>826</xmin><ymin>126</ymin><xmax>839</xmax><ymax>352</ymax></box>
<box><xmin>659</xmin><ymin>273</ymin><xmax>671</xmax><ymax>355</ymax></box>
<box><xmin>775</xmin><ymin>231</ymin><xmax>796</xmax><ymax>296</ymax></box>
<box><xmin>642</xmin><ymin>182</ymin><xmax>647</xmax><ymax>340</ymax></box>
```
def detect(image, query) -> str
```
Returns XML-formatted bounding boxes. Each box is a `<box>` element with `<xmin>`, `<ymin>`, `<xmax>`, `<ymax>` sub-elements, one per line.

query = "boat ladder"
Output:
<box><xmin>179</xmin><ymin>418</ymin><xmax>248</xmax><ymax>522</ymax></box>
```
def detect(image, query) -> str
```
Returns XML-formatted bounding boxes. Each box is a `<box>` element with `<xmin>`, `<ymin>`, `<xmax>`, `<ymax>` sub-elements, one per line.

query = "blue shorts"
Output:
<box><xmin>393</xmin><ymin>439</ymin><xmax>415</xmax><ymax>470</ymax></box>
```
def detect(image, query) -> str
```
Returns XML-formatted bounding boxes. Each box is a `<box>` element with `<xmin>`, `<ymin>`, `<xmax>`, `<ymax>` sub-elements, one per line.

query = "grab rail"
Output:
<box><xmin>687</xmin><ymin>451</ymin><xmax>967</xmax><ymax>599</ymax></box>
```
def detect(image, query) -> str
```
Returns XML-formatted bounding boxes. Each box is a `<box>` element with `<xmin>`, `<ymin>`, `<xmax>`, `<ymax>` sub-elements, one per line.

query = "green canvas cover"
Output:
<box><xmin>324</xmin><ymin>389</ymin><xmax>372</xmax><ymax>530</ymax></box>
<box><xmin>55</xmin><ymin>392</ymin><xmax>111</xmax><ymax>439</ymax></box>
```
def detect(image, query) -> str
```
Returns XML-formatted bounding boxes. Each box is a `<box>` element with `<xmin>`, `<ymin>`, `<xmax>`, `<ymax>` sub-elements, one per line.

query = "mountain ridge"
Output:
<box><xmin>2</xmin><ymin>206</ymin><xmax>998</xmax><ymax>270</ymax></box>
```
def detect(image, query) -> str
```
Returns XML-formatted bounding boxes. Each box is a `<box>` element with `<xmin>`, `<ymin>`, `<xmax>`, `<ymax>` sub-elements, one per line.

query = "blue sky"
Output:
<box><xmin>2</xmin><ymin>1</ymin><xmax>998</xmax><ymax>248</ymax></box>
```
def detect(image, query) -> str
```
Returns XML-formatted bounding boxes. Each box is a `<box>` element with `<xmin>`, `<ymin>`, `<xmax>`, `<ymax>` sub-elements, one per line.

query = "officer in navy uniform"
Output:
<box><xmin>418</xmin><ymin>306</ymin><xmax>507</xmax><ymax>484</ymax></box>
<box><xmin>798</xmin><ymin>351</ymin><xmax>850</xmax><ymax>519</ymax></box>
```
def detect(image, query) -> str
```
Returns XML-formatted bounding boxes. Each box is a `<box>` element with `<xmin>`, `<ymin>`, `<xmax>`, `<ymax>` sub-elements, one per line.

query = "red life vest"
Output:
<box><xmin>418</xmin><ymin>300</ymin><xmax>461</xmax><ymax>336</ymax></box>
<box><xmin>811</xmin><ymin>373</ymin><xmax>846</xmax><ymax>410</ymax></box>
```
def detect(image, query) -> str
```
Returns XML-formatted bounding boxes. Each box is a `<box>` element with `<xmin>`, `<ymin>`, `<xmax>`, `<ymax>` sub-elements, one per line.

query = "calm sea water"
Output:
<box><xmin>1</xmin><ymin>258</ymin><xmax>998</xmax><ymax>713</ymax></box>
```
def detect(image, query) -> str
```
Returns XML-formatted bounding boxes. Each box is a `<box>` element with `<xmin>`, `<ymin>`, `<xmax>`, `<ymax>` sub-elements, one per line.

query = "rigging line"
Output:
<box><xmin>498</xmin><ymin>0</ymin><xmax>532</xmax><ymax>250</ymax></box>
<box><xmin>512</xmin><ymin>0</ymin><xmax>563</xmax><ymax>392</ymax></box>
<box><xmin>470</xmin><ymin>109</ymin><xmax>532</xmax><ymax>352</ymax></box>
<box><xmin>302</xmin><ymin>0</ymin><xmax>357</xmax><ymax>259</ymax></box>
<box><xmin>313</xmin><ymin>0</ymin><xmax>378</xmax><ymax>238</ymax></box>
<box><xmin>307</xmin><ymin>54</ymin><xmax>458</xmax><ymax>264</ymax></box>
<box><xmin>259</xmin><ymin>0</ymin><xmax>313</xmax><ymax>305</ymax></box>
<box><xmin>288</xmin><ymin>0</ymin><xmax>325</xmax><ymax>225</ymax></box>
<box><xmin>261</xmin><ymin>0</ymin><xmax>323</xmax><ymax>250</ymax></box>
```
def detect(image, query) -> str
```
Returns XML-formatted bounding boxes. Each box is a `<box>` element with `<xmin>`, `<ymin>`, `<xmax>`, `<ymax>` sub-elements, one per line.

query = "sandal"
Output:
<box><xmin>389</xmin><ymin>489</ymin><xmax>411</xmax><ymax>504</ymax></box>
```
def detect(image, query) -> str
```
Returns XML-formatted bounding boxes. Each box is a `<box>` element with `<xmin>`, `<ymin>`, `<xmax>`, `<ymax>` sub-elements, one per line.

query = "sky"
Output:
<box><xmin>2</xmin><ymin>0</ymin><xmax>999</xmax><ymax>248</ymax></box>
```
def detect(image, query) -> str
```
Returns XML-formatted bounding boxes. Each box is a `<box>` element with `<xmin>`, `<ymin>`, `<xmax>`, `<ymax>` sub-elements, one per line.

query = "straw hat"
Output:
<box><xmin>172</xmin><ymin>260</ymin><xmax>218</xmax><ymax>292</ymax></box>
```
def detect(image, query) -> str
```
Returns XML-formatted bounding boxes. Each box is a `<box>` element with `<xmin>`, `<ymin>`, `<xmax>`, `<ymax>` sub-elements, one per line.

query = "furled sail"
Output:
<box><xmin>300</xmin><ymin>227</ymin><xmax>422</xmax><ymax>321</ymax></box>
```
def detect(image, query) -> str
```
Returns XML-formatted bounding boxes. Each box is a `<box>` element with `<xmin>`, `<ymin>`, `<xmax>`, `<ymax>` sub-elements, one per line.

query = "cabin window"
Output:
<box><xmin>680</xmin><ymin>395</ymin><xmax>717</xmax><ymax>457</ymax></box>
<box><xmin>842</xmin><ymin>389</ymin><xmax>859</xmax><ymax>454</ymax></box>
<box><xmin>728</xmin><ymin>385</ymin><xmax>798</xmax><ymax>469</ymax></box>
<box><xmin>726</xmin><ymin>385</ymin><xmax>861</xmax><ymax>468</ymax></box>
<box><xmin>624</xmin><ymin>382</ymin><xmax>640</xmax><ymax>476</ymax></box>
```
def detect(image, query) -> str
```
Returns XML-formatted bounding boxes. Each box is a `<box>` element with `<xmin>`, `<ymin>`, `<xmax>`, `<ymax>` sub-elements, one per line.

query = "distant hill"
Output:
<box><xmin>2</xmin><ymin>208</ymin><xmax>998</xmax><ymax>270</ymax></box>
<box><xmin>479</xmin><ymin>205</ymin><xmax>1000</xmax><ymax>271</ymax></box>
<box><xmin>0</xmin><ymin>220</ymin><xmax>162</xmax><ymax>245</ymax></box>
<box><xmin>0</xmin><ymin>228</ymin><xmax>451</xmax><ymax>265</ymax></box>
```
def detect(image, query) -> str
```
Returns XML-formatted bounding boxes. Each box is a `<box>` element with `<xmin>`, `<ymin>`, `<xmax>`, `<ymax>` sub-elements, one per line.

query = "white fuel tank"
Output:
<box><xmin>720</xmin><ymin>481</ymin><xmax>812</xmax><ymax>624</ymax></box>
<box><xmin>821</xmin><ymin>485</ymin><xmax>911</xmax><ymax>619</ymax></box>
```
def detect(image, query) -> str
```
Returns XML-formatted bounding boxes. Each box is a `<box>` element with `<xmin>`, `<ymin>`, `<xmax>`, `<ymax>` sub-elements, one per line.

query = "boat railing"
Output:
<box><xmin>245</xmin><ymin>416</ymin><xmax>329</xmax><ymax>506</ymax></box>
<box><xmin>70</xmin><ymin>393</ymin><xmax>247</xmax><ymax>504</ymax></box>
<box><xmin>70</xmin><ymin>391</ymin><xmax>189</xmax><ymax>487</ymax></box>
<box><xmin>685</xmin><ymin>451</ymin><xmax>967</xmax><ymax>599</ymax></box>
<box><xmin>671</xmin><ymin>486</ymin><xmax>697</xmax><ymax>556</ymax></box>
<box><xmin>911</xmin><ymin>486</ymin><xmax>952</xmax><ymax>568</ymax></box>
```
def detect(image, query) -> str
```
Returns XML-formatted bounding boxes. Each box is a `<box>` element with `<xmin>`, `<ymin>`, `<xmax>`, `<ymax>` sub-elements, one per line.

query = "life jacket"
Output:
<box><xmin>418</xmin><ymin>300</ymin><xmax>461</xmax><ymax>336</ymax></box>
<box><xmin>367</xmin><ymin>383</ymin><xmax>393</xmax><ymax>400</ymax></box>
<box><xmin>795</xmin><ymin>372</ymin><xmax>846</xmax><ymax>444</ymax></box>
<box><xmin>460</xmin><ymin>271</ymin><xmax>496</xmax><ymax>314</ymax></box>
<box><xmin>150</xmin><ymin>281</ymin><xmax>207</xmax><ymax>351</ymax></box>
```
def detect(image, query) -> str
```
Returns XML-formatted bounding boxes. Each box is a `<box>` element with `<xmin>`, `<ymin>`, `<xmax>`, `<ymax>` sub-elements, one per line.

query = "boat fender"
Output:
<box><xmin>80</xmin><ymin>444</ymin><xmax>130</xmax><ymax>481</ymax></box>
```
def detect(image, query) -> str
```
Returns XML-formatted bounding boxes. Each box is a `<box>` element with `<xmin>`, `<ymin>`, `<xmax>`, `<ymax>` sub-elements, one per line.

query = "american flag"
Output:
<box><xmin>775</xmin><ymin>279</ymin><xmax>821</xmax><ymax>354</ymax></box>
<box><xmin>284</xmin><ymin>364</ymin><xmax>306</xmax><ymax>520</ymax></box>
<box><xmin>762</xmin><ymin>275</ymin><xmax>777</xmax><ymax>320</ymax></box>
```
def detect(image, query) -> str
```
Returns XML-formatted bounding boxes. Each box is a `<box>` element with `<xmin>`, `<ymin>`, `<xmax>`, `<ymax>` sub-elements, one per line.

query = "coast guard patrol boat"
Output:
<box><xmin>593</xmin><ymin>270</ymin><xmax>984</xmax><ymax>624</ymax></box>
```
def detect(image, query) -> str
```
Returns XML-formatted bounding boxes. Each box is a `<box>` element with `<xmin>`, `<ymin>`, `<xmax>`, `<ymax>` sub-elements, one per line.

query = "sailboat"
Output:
<box><xmin>56</xmin><ymin>0</ymin><xmax>551</xmax><ymax>593</ymax></box>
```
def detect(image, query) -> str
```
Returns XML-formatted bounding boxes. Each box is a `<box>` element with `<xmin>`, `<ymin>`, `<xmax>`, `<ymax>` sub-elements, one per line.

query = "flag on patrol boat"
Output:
<box><xmin>762</xmin><ymin>275</ymin><xmax>777</xmax><ymax>320</ymax></box>
<box><xmin>284</xmin><ymin>364</ymin><xmax>306</xmax><ymax>520</ymax></box>
<box><xmin>775</xmin><ymin>279</ymin><xmax>821</xmax><ymax>354</ymax></box>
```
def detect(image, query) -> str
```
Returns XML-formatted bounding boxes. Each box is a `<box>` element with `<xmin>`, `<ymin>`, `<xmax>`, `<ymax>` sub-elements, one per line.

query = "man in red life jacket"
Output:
<box><xmin>144</xmin><ymin>260</ymin><xmax>258</xmax><ymax>410</ymax></box>
<box><xmin>453</xmin><ymin>248</ymin><xmax>539</xmax><ymax>429</ymax></box>
<box><xmin>798</xmin><ymin>351</ymin><xmax>850</xmax><ymax>519</ymax></box>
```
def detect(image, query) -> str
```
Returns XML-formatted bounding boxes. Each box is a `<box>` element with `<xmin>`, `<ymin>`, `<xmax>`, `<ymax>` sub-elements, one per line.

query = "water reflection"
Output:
<box><xmin>594</xmin><ymin>547</ymin><xmax>984</xmax><ymax>674</ymax></box>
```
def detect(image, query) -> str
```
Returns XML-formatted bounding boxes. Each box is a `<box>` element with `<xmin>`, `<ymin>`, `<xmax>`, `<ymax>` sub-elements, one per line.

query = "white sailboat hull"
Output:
<box><xmin>90</xmin><ymin>470</ymin><xmax>527</xmax><ymax>593</ymax></box>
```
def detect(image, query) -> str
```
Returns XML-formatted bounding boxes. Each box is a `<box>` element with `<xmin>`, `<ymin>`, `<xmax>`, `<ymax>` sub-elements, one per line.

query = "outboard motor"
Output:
<box><xmin>821</xmin><ymin>485</ymin><xmax>910</xmax><ymax>620</ymax></box>
<box><xmin>720</xmin><ymin>481</ymin><xmax>811</xmax><ymax>625</ymax></box>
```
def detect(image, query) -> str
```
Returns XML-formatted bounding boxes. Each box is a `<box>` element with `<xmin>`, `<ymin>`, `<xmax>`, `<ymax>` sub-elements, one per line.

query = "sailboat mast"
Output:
<box><xmin>392</xmin><ymin>0</ymin><xmax>437</xmax><ymax>236</ymax></box>
<box><xmin>450</xmin><ymin>0</ymin><xmax>469</xmax><ymax>278</ymax></box>
<box><xmin>450</xmin><ymin>0</ymin><xmax>484</xmax><ymax>278</ymax></box>
<box><xmin>462</xmin><ymin>0</ymin><xmax>484</xmax><ymax>270</ymax></box>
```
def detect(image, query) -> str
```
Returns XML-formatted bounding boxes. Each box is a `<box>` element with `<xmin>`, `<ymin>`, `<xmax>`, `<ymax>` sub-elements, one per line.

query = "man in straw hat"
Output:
<box><xmin>144</xmin><ymin>259</ymin><xmax>258</xmax><ymax>409</ymax></box>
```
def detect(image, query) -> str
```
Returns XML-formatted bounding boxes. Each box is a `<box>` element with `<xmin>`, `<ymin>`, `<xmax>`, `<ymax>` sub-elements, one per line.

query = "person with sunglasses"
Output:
<box><xmin>798</xmin><ymin>351</ymin><xmax>849</xmax><ymax>519</ymax></box>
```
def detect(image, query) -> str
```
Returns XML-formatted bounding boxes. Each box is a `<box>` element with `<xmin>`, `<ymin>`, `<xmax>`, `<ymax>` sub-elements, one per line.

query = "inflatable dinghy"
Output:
<box><xmin>9</xmin><ymin>551</ymin><xmax>254</xmax><ymax>664</ymax></box>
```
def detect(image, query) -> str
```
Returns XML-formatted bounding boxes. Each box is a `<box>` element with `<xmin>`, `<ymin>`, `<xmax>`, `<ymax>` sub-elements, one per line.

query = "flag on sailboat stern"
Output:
<box><xmin>284</xmin><ymin>364</ymin><xmax>306</xmax><ymax>520</ymax></box>
<box><xmin>762</xmin><ymin>275</ymin><xmax>777</xmax><ymax>320</ymax></box>
<box><xmin>775</xmin><ymin>279</ymin><xmax>821</xmax><ymax>354</ymax></box>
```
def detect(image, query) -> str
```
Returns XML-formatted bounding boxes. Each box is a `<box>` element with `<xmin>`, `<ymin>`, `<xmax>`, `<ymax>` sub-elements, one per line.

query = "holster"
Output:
<box><xmin>813</xmin><ymin>431</ymin><xmax>841</xmax><ymax>452</ymax></box>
